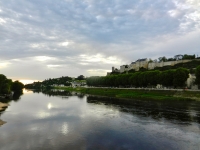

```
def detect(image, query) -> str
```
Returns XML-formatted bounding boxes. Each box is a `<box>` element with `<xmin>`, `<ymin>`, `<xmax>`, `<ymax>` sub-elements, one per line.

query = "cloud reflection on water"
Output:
<box><xmin>0</xmin><ymin>90</ymin><xmax>200</xmax><ymax>149</ymax></box>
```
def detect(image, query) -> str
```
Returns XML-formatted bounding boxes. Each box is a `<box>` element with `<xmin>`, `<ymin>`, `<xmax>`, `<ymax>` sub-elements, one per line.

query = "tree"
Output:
<box><xmin>11</xmin><ymin>81</ymin><xmax>24</xmax><ymax>91</ymax></box>
<box><xmin>182</xmin><ymin>54</ymin><xmax>195</xmax><ymax>60</ymax></box>
<box><xmin>174</xmin><ymin>54</ymin><xmax>183</xmax><ymax>60</ymax></box>
<box><xmin>195</xmin><ymin>65</ymin><xmax>200</xmax><ymax>87</ymax></box>
<box><xmin>0</xmin><ymin>74</ymin><xmax>7</xmax><ymax>94</ymax></box>
<box><xmin>77</xmin><ymin>75</ymin><xmax>85</xmax><ymax>80</ymax></box>
<box><xmin>173</xmin><ymin>68</ymin><xmax>189</xmax><ymax>88</ymax></box>
<box><xmin>160</xmin><ymin>70</ymin><xmax>175</xmax><ymax>87</ymax></box>
<box><xmin>168</xmin><ymin>58</ymin><xmax>175</xmax><ymax>61</ymax></box>
<box><xmin>148</xmin><ymin>59</ymin><xmax>153</xmax><ymax>63</ymax></box>
<box><xmin>158</xmin><ymin>56</ymin><xmax>167</xmax><ymax>62</ymax></box>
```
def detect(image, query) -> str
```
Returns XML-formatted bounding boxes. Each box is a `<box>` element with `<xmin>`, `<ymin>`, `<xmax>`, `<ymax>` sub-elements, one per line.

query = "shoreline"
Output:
<box><xmin>0</xmin><ymin>102</ymin><xmax>9</xmax><ymax>111</ymax></box>
<box><xmin>54</xmin><ymin>87</ymin><xmax>200</xmax><ymax>101</ymax></box>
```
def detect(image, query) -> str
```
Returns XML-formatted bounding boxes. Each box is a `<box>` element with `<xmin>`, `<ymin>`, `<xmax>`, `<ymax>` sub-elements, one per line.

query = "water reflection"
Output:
<box><xmin>61</xmin><ymin>122</ymin><xmax>69</xmax><ymax>135</ymax></box>
<box><xmin>0</xmin><ymin>119</ymin><xmax>6</xmax><ymax>126</ymax></box>
<box><xmin>0</xmin><ymin>90</ymin><xmax>199</xmax><ymax>149</ymax></box>
<box><xmin>33</xmin><ymin>89</ymin><xmax>86</xmax><ymax>100</ymax></box>
<box><xmin>0</xmin><ymin>91</ymin><xmax>23</xmax><ymax>114</ymax></box>
<box><xmin>87</xmin><ymin>96</ymin><xmax>200</xmax><ymax>125</ymax></box>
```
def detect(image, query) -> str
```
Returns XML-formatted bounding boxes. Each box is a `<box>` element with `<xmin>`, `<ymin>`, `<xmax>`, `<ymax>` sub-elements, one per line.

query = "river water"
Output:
<box><xmin>0</xmin><ymin>89</ymin><xmax>200</xmax><ymax>150</ymax></box>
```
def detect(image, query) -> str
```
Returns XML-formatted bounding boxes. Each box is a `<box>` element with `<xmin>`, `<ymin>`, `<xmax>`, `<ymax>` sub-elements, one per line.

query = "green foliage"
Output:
<box><xmin>195</xmin><ymin>65</ymin><xmax>200</xmax><ymax>86</ymax></box>
<box><xmin>0</xmin><ymin>74</ymin><xmax>13</xmax><ymax>94</ymax></box>
<box><xmin>159</xmin><ymin>70</ymin><xmax>175</xmax><ymax>87</ymax></box>
<box><xmin>25</xmin><ymin>76</ymin><xmax>72</xmax><ymax>89</ymax></box>
<box><xmin>76</xmin><ymin>75</ymin><xmax>85</xmax><ymax>80</ymax></box>
<box><xmin>173</xmin><ymin>68</ymin><xmax>189</xmax><ymax>88</ymax></box>
<box><xmin>25</xmin><ymin>81</ymin><xmax>42</xmax><ymax>89</ymax></box>
<box><xmin>60</xmin><ymin>87</ymin><xmax>194</xmax><ymax>101</ymax></box>
<box><xmin>153</xmin><ymin>60</ymin><xmax>200</xmax><ymax>71</ymax></box>
<box><xmin>87</xmin><ymin>68</ymin><xmax>190</xmax><ymax>88</ymax></box>
<box><xmin>158</xmin><ymin>56</ymin><xmax>167</xmax><ymax>62</ymax></box>
<box><xmin>11</xmin><ymin>81</ymin><xmax>24</xmax><ymax>91</ymax></box>
<box><xmin>182</xmin><ymin>54</ymin><xmax>195</xmax><ymax>60</ymax></box>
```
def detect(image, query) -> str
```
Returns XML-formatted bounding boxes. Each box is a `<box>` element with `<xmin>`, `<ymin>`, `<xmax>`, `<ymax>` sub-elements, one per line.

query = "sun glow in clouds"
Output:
<box><xmin>19</xmin><ymin>80</ymin><xmax>36</xmax><ymax>84</ymax></box>
<box><xmin>0</xmin><ymin>18</ymin><xmax>6</xmax><ymax>24</ymax></box>
<box><xmin>47</xmin><ymin>64</ymin><xmax>61</xmax><ymax>68</ymax></box>
<box><xmin>87</xmin><ymin>69</ymin><xmax>110</xmax><ymax>76</ymax></box>
<box><xmin>79</xmin><ymin>54</ymin><xmax>122</xmax><ymax>65</ymax></box>
<box><xmin>35</xmin><ymin>56</ymin><xmax>55</xmax><ymax>62</ymax></box>
<box><xmin>59</xmin><ymin>41</ymin><xmax>69</xmax><ymax>47</ymax></box>
<box><xmin>0</xmin><ymin>62</ymin><xmax>10</xmax><ymax>68</ymax></box>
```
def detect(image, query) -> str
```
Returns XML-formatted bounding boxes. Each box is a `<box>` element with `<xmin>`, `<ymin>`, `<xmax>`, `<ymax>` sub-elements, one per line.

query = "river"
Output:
<box><xmin>0</xmin><ymin>89</ymin><xmax>200</xmax><ymax>150</ymax></box>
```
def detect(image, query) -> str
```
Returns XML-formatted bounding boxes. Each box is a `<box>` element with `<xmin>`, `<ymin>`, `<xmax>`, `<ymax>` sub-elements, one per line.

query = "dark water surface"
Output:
<box><xmin>0</xmin><ymin>90</ymin><xmax>200</xmax><ymax>150</ymax></box>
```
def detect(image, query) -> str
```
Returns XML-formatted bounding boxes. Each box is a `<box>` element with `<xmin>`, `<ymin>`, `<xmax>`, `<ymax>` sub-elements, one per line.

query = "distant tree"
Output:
<box><xmin>158</xmin><ymin>56</ymin><xmax>167</xmax><ymax>62</ymax></box>
<box><xmin>159</xmin><ymin>70</ymin><xmax>175</xmax><ymax>87</ymax></box>
<box><xmin>139</xmin><ymin>67</ymin><xmax>147</xmax><ymax>72</ymax></box>
<box><xmin>167</xmin><ymin>58</ymin><xmax>175</xmax><ymax>61</ymax></box>
<box><xmin>153</xmin><ymin>59</ymin><xmax>158</xmax><ymax>63</ymax></box>
<box><xmin>190</xmin><ymin>68</ymin><xmax>195</xmax><ymax>74</ymax></box>
<box><xmin>148</xmin><ymin>59</ymin><xmax>153</xmax><ymax>63</ymax></box>
<box><xmin>146</xmin><ymin>70</ymin><xmax>160</xmax><ymax>87</ymax></box>
<box><xmin>0</xmin><ymin>74</ymin><xmax>7</xmax><ymax>93</ymax></box>
<box><xmin>182</xmin><ymin>54</ymin><xmax>195</xmax><ymax>60</ymax></box>
<box><xmin>173</xmin><ymin>68</ymin><xmax>189</xmax><ymax>88</ymax></box>
<box><xmin>128</xmin><ymin>69</ymin><xmax>136</xmax><ymax>73</ymax></box>
<box><xmin>174</xmin><ymin>54</ymin><xmax>183</xmax><ymax>60</ymax></box>
<box><xmin>11</xmin><ymin>81</ymin><xmax>24</xmax><ymax>92</ymax></box>
<box><xmin>0</xmin><ymin>75</ymin><xmax>13</xmax><ymax>94</ymax></box>
<box><xmin>195</xmin><ymin>65</ymin><xmax>200</xmax><ymax>86</ymax></box>
<box><xmin>77</xmin><ymin>75</ymin><xmax>85</xmax><ymax>80</ymax></box>
<box><xmin>1</xmin><ymin>79</ymin><xmax>12</xmax><ymax>94</ymax></box>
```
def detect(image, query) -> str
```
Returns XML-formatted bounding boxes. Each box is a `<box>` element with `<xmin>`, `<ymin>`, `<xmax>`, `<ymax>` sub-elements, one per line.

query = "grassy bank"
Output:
<box><xmin>55</xmin><ymin>87</ymin><xmax>200</xmax><ymax>101</ymax></box>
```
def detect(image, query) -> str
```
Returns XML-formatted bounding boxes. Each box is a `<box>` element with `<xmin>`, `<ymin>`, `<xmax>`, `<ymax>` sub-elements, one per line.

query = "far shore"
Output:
<box><xmin>54</xmin><ymin>87</ymin><xmax>200</xmax><ymax>101</ymax></box>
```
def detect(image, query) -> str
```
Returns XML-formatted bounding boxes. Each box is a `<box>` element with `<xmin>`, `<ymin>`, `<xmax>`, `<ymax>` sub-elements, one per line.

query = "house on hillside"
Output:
<box><xmin>71</xmin><ymin>81</ymin><xmax>86</xmax><ymax>88</ymax></box>
<box><xmin>120</xmin><ymin>65</ymin><xmax>129</xmax><ymax>73</ymax></box>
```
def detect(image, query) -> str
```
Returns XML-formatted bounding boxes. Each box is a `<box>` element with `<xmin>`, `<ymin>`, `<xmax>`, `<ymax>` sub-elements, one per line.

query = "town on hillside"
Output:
<box><xmin>107</xmin><ymin>54</ymin><xmax>200</xmax><ymax>75</ymax></box>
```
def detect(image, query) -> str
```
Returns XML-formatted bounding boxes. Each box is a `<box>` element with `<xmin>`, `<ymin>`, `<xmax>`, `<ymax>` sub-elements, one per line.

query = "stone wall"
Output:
<box><xmin>113</xmin><ymin>59</ymin><xmax>200</xmax><ymax>75</ymax></box>
<box><xmin>148</xmin><ymin>59</ymin><xmax>194</xmax><ymax>70</ymax></box>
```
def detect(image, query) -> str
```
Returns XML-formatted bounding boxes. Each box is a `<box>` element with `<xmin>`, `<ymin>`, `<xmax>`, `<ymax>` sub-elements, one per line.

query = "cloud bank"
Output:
<box><xmin>0</xmin><ymin>0</ymin><xmax>200</xmax><ymax>82</ymax></box>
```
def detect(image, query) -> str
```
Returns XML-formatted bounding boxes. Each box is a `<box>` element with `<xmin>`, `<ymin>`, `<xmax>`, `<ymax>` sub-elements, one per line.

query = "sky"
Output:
<box><xmin>0</xmin><ymin>0</ymin><xmax>200</xmax><ymax>84</ymax></box>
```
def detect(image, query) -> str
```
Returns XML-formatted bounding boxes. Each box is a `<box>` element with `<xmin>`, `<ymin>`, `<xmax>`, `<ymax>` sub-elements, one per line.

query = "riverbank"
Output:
<box><xmin>0</xmin><ymin>102</ymin><xmax>9</xmax><ymax>111</ymax></box>
<box><xmin>54</xmin><ymin>87</ymin><xmax>200</xmax><ymax>101</ymax></box>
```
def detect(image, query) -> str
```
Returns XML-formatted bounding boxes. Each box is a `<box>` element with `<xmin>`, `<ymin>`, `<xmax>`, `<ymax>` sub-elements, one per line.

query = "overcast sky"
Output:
<box><xmin>0</xmin><ymin>0</ymin><xmax>200</xmax><ymax>84</ymax></box>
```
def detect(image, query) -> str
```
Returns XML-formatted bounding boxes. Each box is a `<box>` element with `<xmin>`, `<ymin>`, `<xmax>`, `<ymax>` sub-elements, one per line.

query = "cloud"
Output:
<box><xmin>0</xmin><ymin>0</ymin><xmax>200</xmax><ymax>81</ymax></box>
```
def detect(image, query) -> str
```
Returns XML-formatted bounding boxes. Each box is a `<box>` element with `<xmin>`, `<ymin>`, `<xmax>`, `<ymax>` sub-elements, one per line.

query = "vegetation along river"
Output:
<box><xmin>0</xmin><ymin>89</ymin><xmax>200</xmax><ymax>150</ymax></box>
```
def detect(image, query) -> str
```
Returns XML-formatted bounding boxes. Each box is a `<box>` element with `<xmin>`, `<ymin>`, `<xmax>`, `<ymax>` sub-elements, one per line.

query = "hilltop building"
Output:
<box><xmin>107</xmin><ymin>59</ymin><xmax>200</xmax><ymax>75</ymax></box>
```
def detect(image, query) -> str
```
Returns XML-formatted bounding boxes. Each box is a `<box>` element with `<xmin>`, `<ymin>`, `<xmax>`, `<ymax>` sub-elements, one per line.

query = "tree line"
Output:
<box><xmin>25</xmin><ymin>75</ymin><xmax>86</xmax><ymax>89</ymax></box>
<box><xmin>25</xmin><ymin>76</ymin><xmax>73</xmax><ymax>89</ymax></box>
<box><xmin>0</xmin><ymin>74</ymin><xmax>24</xmax><ymax>95</ymax></box>
<box><xmin>87</xmin><ymin>67</ymin><xmax>200</xmax><ymax>88</ymax></box>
